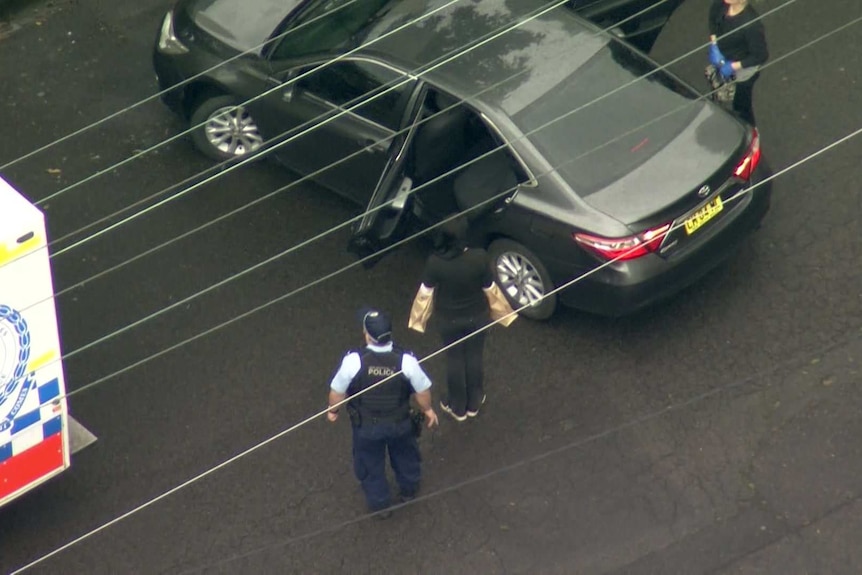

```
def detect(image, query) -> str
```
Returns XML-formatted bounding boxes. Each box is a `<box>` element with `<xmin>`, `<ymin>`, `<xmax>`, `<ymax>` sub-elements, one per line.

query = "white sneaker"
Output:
<box><xmin>466</xmin><ymin>395</ymin><xmax>487</xmax><ymax>418</ymax></box>
<box><xmin>440</xmin><ymin>401</ymin><xmax>467</xmax><ymax>422</ymax></box>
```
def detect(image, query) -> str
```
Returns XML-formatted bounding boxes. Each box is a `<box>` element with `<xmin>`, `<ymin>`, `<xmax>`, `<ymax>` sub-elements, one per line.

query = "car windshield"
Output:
<box><xmin>186</xmin><ymin>0</ymin><xmax>302</xmax><ymax>51</ymax></box>
<box><xmin>504</xmin><ymin>41</ymin><xmax>701</xmax><ymax>196</ymax></box>
<box><xmin>270</xmin><ymin>0</ymin><xmax>395</xmax><ymax>59</ymax></box>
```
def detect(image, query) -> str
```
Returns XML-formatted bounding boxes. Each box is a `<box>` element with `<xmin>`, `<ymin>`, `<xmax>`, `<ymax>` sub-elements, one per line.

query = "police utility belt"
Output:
<box><xmin>347</xmin><ymin>407</ymin><xmax>410</xmax><ymax>427</ymax></box>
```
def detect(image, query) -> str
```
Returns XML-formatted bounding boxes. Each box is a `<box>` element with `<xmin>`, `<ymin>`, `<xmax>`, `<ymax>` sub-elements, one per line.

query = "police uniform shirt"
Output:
<box><xmin>329</xmin><ymin>342</ymin><xmax>431</xmax><ymax>395</ymax></box>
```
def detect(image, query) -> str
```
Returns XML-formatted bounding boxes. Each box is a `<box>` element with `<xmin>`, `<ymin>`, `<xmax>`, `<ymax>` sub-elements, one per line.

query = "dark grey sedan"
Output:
<box><xmin>153</xmin><ymin>0</ymin><xmax>770</xmax><ymax>319</ymax></box>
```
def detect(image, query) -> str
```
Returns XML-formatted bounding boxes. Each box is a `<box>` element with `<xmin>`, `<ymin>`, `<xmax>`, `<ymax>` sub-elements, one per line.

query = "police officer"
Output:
<box><xmin>327</xmin><ymin>308</ymin><xmax>438</xmax><ymax>517</ymax></box>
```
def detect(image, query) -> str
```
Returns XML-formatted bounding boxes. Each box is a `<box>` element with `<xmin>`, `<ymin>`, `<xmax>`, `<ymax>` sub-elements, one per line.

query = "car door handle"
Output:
<box><xmin>492</xmin><ymin>189</ymin><xmax>519</xmax><ymax>213</ymax></box>
<box><xmin>264</xmin><ymin>76</ymin><xmax>297</xmax><ymax>102</ymax></box>
<box><xmin>360</xmin><ymin>139</ymin><xmax>388</xmax><ymax>153</ymax></box>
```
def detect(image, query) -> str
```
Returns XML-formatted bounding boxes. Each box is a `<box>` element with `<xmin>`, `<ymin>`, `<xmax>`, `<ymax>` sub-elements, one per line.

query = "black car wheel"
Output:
<box><xmin>190</xmin><ymin>95</ymin><xmax>264</xmax><ymax>161</ymax></box>
<box><xmin>488</xmin><ymin>239</ymin><xmax>557</xmax><ymax>320</ymax></box>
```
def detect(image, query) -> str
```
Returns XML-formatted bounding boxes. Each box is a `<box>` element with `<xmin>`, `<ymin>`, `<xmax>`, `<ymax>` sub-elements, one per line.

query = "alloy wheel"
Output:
<box><xmin>204</xmin><ymin>105</ymin><xmax>263</xmax><ymax>157</ymax></box>
<box><xmin>495</xmin><ymin>251</ymin><xmax>546</xmax><ymax>308</ymax></box>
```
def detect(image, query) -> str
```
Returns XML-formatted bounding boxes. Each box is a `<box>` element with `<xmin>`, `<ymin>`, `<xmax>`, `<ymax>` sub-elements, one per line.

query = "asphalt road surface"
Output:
<box><xmin>1</xmin><ymin>0</ymin><xmax>861</xmax><ymax>573</ymax></box>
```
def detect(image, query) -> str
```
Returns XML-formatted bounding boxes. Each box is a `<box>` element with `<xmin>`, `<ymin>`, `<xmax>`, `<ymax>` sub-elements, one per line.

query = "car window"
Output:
<box><xmin>297</xmin><ymin>60</ymin><xmax>411</xmax><ymax>130</ymax></box>
<box><xmin>269</xmin><ymin>0</ymin><xmax>394</xmax><ymax>59</ymax></box>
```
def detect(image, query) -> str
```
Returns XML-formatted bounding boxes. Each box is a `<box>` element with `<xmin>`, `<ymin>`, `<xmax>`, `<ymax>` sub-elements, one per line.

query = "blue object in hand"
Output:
<box><xmin>708</xmin><ymin>43</ymin><xmax>725</xmax><ymax>67</ymax></box>
<box><xmin>719</xmin><ymin>61</ymin><xmax>735</xmax><ymax>79</ymax></box>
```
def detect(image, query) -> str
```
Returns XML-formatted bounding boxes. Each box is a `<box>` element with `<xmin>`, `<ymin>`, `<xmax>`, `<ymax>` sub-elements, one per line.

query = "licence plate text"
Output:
<box><xmin>684</xmin><ymin>196</ymin><xmax>723</xmax><ymax>235</ymax></box>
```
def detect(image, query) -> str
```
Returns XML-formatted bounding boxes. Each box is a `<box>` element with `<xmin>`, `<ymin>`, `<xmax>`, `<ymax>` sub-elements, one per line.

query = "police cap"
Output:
<box><xmin>360</xmin><ymin>307</ymin><xmax>392</xmax><ymax>344</ymax></box>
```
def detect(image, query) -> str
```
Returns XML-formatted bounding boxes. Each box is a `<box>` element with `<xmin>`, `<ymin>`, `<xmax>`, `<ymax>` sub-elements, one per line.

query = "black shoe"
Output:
<box><xmin>399</xmin><ymin>481</ymin><xmax>419</xmax><ymax>503</ymax></box>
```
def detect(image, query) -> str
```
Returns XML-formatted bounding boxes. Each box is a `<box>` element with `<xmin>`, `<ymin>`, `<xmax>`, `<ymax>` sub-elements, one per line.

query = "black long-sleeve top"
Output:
<box><xmin>708</xmin><ymin>0</ymin><xmax>769</xmax><ymax>68</ymax></box>
<box><xmin>420</xmin><ymin>247</ymin><xmax>492</xmax><ymax>322</ymax></box>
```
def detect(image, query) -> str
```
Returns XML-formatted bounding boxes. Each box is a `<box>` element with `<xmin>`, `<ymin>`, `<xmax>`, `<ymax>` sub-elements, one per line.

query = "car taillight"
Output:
<box><xmin>733</xmin><ymin>128</ymin><xmax>761</xmax><ymax>180</ymax></box>
<box><xmin>574</xmin><ymin>223</ymin><xmax>671</xmax><ymax>261</ymax></box>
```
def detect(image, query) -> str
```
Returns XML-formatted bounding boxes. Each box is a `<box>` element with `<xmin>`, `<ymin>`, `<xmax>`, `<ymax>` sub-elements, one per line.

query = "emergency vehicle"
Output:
<box><xmin>0</xmin><ymin>175</ymin><xmax>71</xmax><ymax>507</ymax></box>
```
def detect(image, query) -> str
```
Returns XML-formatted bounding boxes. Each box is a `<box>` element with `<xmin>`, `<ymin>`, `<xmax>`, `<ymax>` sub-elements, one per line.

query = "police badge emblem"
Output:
<box><xmin>0</xmin><ymin>304</ymin><xmax>34</xmax><ymax>432</ymax></box>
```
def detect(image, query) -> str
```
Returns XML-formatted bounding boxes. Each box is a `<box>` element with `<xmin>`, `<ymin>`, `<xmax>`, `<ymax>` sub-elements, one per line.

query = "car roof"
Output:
<box><xmin>355</xmin><ymin>0</ymin><xmax>727</xmax><ymax>201</ymax></box>
<box><xmin>356</xmin><ymin>0</ymin><xmax>609</xmax><ymax>111</ymax></box>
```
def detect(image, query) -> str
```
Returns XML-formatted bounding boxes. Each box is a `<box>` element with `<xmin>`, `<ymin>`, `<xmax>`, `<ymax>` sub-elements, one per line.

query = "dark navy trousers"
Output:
<box><xmin>352</xmin><ymin>418</ymin><xmax>421</xmax><ymax>511</ymax></box>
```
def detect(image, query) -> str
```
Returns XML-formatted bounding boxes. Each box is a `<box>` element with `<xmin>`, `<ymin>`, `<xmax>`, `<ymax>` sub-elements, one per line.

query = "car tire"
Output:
<box><xmin>488</xmin><ymin>238</ymin><xmax>557</xmax><ymax>320</ymax></box>
<box><xmin>189</xmin><ymin>95</ymin><xmax>265</xmax><ymax>161</ymax></box>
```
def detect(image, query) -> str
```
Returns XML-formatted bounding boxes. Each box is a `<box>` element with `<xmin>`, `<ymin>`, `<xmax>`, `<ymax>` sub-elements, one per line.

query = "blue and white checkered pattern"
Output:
<box><xmin>0</xmin><ymin>377</ymin><xmax>63</xmax><ymax>463</ymax></box>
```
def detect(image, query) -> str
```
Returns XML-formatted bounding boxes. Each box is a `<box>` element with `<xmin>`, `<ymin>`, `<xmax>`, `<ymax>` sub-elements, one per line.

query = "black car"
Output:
<box><xmin>153</xmin><ymin>0</ymin><xmax>770</xmax><ymax>319</ymax></box>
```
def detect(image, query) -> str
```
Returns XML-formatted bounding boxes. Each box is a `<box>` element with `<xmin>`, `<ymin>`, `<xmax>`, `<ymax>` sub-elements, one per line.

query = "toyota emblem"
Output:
<box><xmin>697</xmin><ymin>185</ymin><xmax>711</xmax><ymax>198</ymax></box>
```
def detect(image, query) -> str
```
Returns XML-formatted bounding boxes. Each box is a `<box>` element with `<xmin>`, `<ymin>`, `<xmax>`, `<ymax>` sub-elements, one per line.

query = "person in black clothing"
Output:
<box><xmin>413</xmin><ymin>219</ymin><xmax>496</xmax><ymax>421</ymax></box>
<box><xmin>708</xmin><ymin>0</ymin><xmax>769</xmax><ymax>125</ymax></box>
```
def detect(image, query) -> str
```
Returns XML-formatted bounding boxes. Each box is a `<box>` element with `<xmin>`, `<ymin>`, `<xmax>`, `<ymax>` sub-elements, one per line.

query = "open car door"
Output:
<box><xmin>570</xmin><ymin>0</ymin><xmax>684</xmax><ymax>53</ymax></box>
<box><xmin>347</xmin><ymin>84</ymin><xmax>428</xmax><ymax>263</ymax></box>
<box><xmin>348</xmin><ymin>85</ymin><xmax>528</xmax><ymax>264</ymax></box>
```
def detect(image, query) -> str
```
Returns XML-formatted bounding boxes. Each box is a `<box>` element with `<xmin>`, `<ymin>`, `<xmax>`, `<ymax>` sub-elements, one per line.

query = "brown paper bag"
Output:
<box><xmin>484</xmin><ymin>283</ymin><xmax>517</xmax><ymax>327</ymax></box>
<box><xmin>408</xmin><ymin>284</ymin><xmax>435</xmax><ymax>333</ymax></box>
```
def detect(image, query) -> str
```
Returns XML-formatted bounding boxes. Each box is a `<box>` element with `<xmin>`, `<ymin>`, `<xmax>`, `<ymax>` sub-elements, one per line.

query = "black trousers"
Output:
<box><xmin>732</xmin><ymin>74</ymin><xmax>759</xmax><ymax>126</ymax></box>
<box><xmin>438</xmin><ymin>315</ymin><xmax>486</xmax><ymax>416</ymax></box>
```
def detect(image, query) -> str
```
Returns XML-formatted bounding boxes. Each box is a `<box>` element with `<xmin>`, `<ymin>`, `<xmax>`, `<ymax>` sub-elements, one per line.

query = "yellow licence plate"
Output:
<box><xmin>684</xmin><ymin>196</ymin><xmax>723</xmax><ymax>235</ymax></box>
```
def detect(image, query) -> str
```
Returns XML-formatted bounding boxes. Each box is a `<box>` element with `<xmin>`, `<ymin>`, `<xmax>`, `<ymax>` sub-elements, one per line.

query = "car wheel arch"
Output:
<box><xmin>184</xmin><ymin>82</ymin><xmax>232</xmax><ymax>118</ymax></box>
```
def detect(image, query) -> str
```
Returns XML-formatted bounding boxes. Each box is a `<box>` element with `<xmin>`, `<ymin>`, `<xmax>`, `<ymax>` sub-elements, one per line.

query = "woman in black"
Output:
<box><xmin>417</xmin><ymin>219</ymin><xmax>493</xmax><ymax>421</ymax></box>
<box><xmin>708</xmin><ymin>0</ymin><xmax>769</xmax><ymax>125</ymax></box>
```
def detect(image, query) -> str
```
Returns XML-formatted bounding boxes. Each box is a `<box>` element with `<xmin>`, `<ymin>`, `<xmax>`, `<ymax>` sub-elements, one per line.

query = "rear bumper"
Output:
<box><xmin>556</xmin><ymin>169</ymin><xmax>773</xmax><ymax>317</ymax></box>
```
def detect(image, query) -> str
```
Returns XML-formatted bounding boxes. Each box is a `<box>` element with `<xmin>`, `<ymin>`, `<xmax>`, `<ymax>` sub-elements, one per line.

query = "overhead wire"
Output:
<box><xmin>0</xmin><ymin>0</ymin><xmax>372</xmax><ymax>174</ymax></box>
<box><xmin>8</xmin><ymin>0</ymin><xmax>805</xmax><ymax>360</ymax></box>
<box><xmin>14</xmin><ymin>118</ymin><xmax>862</xmax><ymax>573</ymax></box>
<box><xmin>1</xmin><ymin>0</ymin><xmax>500</xmax><ymax>275</ymax></box>
<box><xmin>10</xmin><ymin>0</ymin><xmax>862</xmax><ymax>570</ymax></box>
<box><xmin>29</xmin><ymin>0</ymin><xmax>796</xmax><ymax>270</ymax></box>
<box><xmin>12</xmin><ymin>0</ymin><xmax>486</xmax><ymax>218</ymax></box>
<box><xmin>11</xmin><ymin>23</ymin><xmax>849</xmax><ymax>541</ymax></box>
<box><xmin>6</xmin><ymin>0</ymin><xmax>706</xmax><ymax>353</ymax></box>
<box><xmin>1</xmin><ymin>0</ymin><xmax>594</xmax><ymax>274</ymax></box>
<box><xmin>44</xmin><ymin>0</ymin><xmax>572</xmax><ymax>256</ymax></box>
<box><xmin>46</xmin><ymin>7</ymin><xmax>790</xmax><ymax>383</ymax></box>
<box><xmin>14</xmin><ymin>0</ymin><xmax>862</xmax><ymax>548</ymax></box>
<box><xmin>178</xmin><ymin>326</ymin><xmax>862</xmax><ymax>575</ymax></box>
<box><xmin>40</xmin><ymin>0</ymin><xmax>631</xmax><ymax>258</ymax></box>
<box><xmin>0</xmin><ymin>0</ymin><xmax>783</xmax><ymax>308</ymax></box>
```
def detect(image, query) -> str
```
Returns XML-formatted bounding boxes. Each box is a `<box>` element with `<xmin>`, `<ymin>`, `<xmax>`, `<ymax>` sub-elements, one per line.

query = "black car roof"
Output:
<box><xmin>355</xmin><ymin>0</ymin><xmax>725</xmax><ymax>201</ymax></box>
<box><xmin>356</xmin><ymin>0</ymin><xmax>607</xmax><ymax>108</ymax></box>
